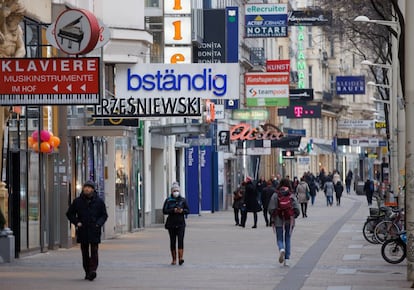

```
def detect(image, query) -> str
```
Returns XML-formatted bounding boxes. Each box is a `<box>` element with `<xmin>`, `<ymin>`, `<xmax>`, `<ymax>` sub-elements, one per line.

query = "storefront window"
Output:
<box><xmin>115</xmin><ymin>137</ymin><xmax>130</xmax><ymax>233</ymax></box>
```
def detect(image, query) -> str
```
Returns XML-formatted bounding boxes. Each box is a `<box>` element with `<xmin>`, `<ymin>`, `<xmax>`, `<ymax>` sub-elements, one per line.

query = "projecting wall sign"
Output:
<box><xmin>0</xmin><ymin>58</ymin><xmax>100</xmax><ymax>105</ymax></box>
<box><xmin>52</xmin><ymin>9</ymin><xmax>101</xmax><ymax>55</ymax></box>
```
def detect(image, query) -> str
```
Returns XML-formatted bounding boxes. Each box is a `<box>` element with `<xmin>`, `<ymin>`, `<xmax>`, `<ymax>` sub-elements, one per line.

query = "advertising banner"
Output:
<box><xmin>185</xmin><ymin>144</ymin><xmax>213</xmax><ymax>214</ymax></box>
<box><xmin>245</xmin><ymin>72</ymin><xmax>289</xmax><ymax>106</ymax></box>
<box><xmin>194</xmin><ymin>9</ymin><xmax>226</xmax><ymax>63</ymax></box>
<box><xmin>245</xmin><ymin>4</ymin><xmax>288</xmax><ymax>38</ymax></box>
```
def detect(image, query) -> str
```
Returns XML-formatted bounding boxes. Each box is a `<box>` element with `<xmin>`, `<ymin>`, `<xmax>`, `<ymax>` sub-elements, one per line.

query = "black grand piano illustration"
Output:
<box><xmin>57</xmin><ymin>16</ymin><xmax>84</xmax><ymax>50</ymax></box>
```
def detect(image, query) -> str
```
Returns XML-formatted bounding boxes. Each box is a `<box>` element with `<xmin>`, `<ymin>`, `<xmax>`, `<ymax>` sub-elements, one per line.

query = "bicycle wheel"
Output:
<box><xmin>363</xmin><ymin>219</ymin><xmax>380</xmax><ymax>244</ymax></box>
<box><xmin>381</xmin><ymin>238</ymin><xmax>406</xmax><ymax>264</ymax></box>
<box><xmin>375</xmin><ymin>220</ymin><xmax>400</xmax><ymax>244</ymax></box>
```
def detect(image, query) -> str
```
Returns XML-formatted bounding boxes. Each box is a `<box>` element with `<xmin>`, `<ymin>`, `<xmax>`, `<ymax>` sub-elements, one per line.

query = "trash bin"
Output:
<box><xmin>356</xmin><ymin>181</ymin><xmax>365</xmax><ymax>195</ymax></box>
<box><xmin>0</xmin><ymin>228</ymin><xmax>14</xmax><ymax>263</ymax></box>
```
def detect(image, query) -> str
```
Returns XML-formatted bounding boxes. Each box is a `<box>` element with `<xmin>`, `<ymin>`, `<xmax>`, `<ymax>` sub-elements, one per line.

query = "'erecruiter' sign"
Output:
<box><xmin>0</xmin><ymin>57</ymin><xmax>100</xmax><ymax>105</ymax></box>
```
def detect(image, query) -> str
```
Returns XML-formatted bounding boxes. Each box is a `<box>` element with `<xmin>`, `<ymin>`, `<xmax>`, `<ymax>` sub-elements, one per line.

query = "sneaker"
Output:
<box><xmin>279</xmin><ymin>249</ymin><xmax>285</xmax><ymax>264</ymax></box>
<box><xmin>284</xmin><ymin>259</ymin><xmax>290</xmax><ymax>267</ymax></box>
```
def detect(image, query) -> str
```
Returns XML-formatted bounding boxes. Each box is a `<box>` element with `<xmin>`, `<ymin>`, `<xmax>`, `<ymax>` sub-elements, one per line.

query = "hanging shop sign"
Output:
<box><xmin>285</xmin><ymin>105</ymin><xmax>321</xmax><ymax>119</ymax></box>
<box><xmin>232</xmin><ymin>109</ymin><xmax>269</xmax><ymax>120</ymax></box>
<box><xmin>0</xmin><ymin>57</ymin><xmax>100</xmax><ymax>105</ymax></box>
<box><xmin>288</xmin><ymin>10</ymin><xmax>332</xmax><ymax>26</ymax></box>
<box><xmin>296</xmin><ymin>26</ymin><xmax>306</xmax><ymax>89</ymax></box>
<box><xmin>164</xmin><ymin>0</ymin><xmax>192</xmax><ymax>63</ymax></box>
<box><xmin>117</xmin><ymin>63</ymin><xmax>239</xmax><ymax>100</ymax></box>
<box><xmin>266</xmin><ymin>59</ymin><xmax>290</xmax><ymax>73</ymax></box>
<box><xmin>289</xmin><ymin>88</ymin><xmax>314</xmax><ymax>102</ymax></box>
<box><xmin>92</xmin><ymin>96</ymin><xmax>201</xmax><ymax>118</ymax></box>
<box><xmin>245</xmin><ymin>72</ymin><xmax>289</xmax><ymax>106</ymax></box>
<box><xmin>245</xmin><ymin>3</ymin><xmax>288</xmax><ymax>38</ymax></box>
<box><xmin>338</xmin><ymin>119</ymin><xmax>374</xmax><ymax>129</ymax></box>
<box><xmin>229</xmin><ymin>123</ymin><xmax>284</xmax><ymax>141</ymax></box>
<box><xmin>52</xmin><ymin>9</ymin><xmax>101</xmax><ymax>55</ymax></box>
<box><xmin>336</xmin><ymin>76</ymin><xmax>365</xmax><ymax>95</ymax></box>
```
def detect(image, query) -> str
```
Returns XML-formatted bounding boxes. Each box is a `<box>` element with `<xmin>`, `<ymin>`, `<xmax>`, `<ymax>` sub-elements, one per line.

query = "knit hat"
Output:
<box><xmin>83</xmin><ymin>180</ymin><xmax>96</xmax><ymax>189</ymax></box>
<box><xmin>171</xmin><ymin>182</ymin><xmax>180</xmax><ymax>192</ymax></box>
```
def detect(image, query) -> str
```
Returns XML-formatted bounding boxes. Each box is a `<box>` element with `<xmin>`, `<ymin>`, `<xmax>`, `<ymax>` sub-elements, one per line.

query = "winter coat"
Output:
<box><xmin>334</xmin><ymin>181</ymin><xmax>344</xmax><ymax>198</ymax></box>
<box><xmin>333</xmin><ymin>173</ymin><xmax>341</xmax><ymax>185</ymax></box>
<box><xmin>232</xmin><ymin>187</ymin><xmax>244</xmax><ymax>209</ymax></box>
<box><xmin>66</xmin><ymin>192</ymin><xmax>108</xmax><ymax>244</ymax></box>
<box><xmin>163</xmin><ymin>195</ymin><xmax>190</xmax><ymax>229</ymax></box>
<box><xmin>267</xmin><ymin>188</ymin><xmax>300</xmax><ymax>227</ymax></box>
<box><xmin>261</xmin><ymin>185</ymin><xmax>275</xmax><ymax>210</ymax></box>
<box><xmin>243</xmin><ymin>181</ymin><xmax>262</xmax><ymax>212</ymax></box>
<box><xmin>296</xmin><ymin>181</ymin><xmax>310</xmax><ymax>203</ymax></box>
<box><xmin>323</xmin><ymin>181</ymin><xmax>335</xmax><ymax>197</ymax></box>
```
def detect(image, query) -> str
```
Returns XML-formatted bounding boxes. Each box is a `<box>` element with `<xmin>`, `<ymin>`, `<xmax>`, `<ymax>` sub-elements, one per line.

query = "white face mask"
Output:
<box><xmin>172</xmin><ymin>191</ymin><xmax>179</xmax><ymax>198</ymax></box>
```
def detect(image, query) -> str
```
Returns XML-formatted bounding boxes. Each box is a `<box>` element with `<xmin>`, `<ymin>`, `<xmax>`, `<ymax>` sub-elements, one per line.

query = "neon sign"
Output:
<box><xmin>297</xmin><ymin>26</ymin><xmax>306</xmax><ymax>88</ymax></box>
<box><xmin>229</xmin><ymin>123</ymin><xmax>284</xmax><ymax>141</ymax></box>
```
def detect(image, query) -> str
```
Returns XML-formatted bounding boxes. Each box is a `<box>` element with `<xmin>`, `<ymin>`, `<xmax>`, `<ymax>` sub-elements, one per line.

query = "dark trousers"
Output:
<box><xmin>240</xmin><ymin>211</ymin><xmax>257</xmax><ymax>227</ymax></box>
<box><xmin>301</xmin><ymin>203</ymin><xmax>308</xmax><ymax>217</ymax></box>
<box><xmin>168</xmin><ymin>227</ymin><xmax>185</xmax><ymax>250</ymax></box>
<box><xmin>80</xmin><ymin>243</ymin><xmax>99</xmax><ymax>274</ymax></box>
<box><xmin>262</xmin><ymin>207</ymin><xmax>270</xmax><ymax>226</ymax></box>
<box><xmin>233</xmin><ymin>208</ymin><xmax>240</xmax><ymax>225</ymax></box>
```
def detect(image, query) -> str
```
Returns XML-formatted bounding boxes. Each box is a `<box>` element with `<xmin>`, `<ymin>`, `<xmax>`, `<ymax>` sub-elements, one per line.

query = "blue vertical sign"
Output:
<box><xmin>185</xmin><ymin>141</ymin><xmax>213</xmax><ymax>214</ymax></box>
<box><xmin>226</xmin><ymin>7</ymin><xmax>238</xmax><ymax>63</ymax></box>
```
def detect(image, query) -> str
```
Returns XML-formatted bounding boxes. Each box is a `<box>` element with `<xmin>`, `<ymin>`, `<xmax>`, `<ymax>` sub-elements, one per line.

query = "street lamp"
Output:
<box><xmin>367</xmin><ymin>80</ymin><xmax>397</xmax><ymax>189</ymax></box>
<box><xmin>355</xmin><ymin>15</ymin><xmax>400</xmax><ymax>194</ymax></box>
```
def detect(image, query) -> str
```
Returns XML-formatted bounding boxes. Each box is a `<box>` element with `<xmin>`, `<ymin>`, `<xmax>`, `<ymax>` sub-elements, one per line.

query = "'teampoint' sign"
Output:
<box><xmin>0</xmin><ymin>58</ymin><xmax>100</xmax><ymax>105</ymax></box>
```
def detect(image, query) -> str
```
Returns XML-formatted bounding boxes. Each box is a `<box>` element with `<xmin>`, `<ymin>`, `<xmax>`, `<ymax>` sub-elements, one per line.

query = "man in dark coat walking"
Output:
<box><xmin>66</xmin><ymin>180</ymin><xmax>108</xmax><ymax>281</ymax></box>
<box><xmin>240</xmin><ymin>176</ymin><xmax>261</xmax><ymax>228</ymax></box>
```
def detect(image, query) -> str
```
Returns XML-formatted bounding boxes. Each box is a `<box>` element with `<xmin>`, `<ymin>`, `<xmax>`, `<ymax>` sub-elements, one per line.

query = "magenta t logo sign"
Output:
<box><xmin>294</xmin><ymin>106</ymin><xmax>303</xmax><ymax>117</ymax></box>
<box><xmin>286</xmin><ymin>105</ymin><xmax>321</xmax><ymax>119</ymax></box>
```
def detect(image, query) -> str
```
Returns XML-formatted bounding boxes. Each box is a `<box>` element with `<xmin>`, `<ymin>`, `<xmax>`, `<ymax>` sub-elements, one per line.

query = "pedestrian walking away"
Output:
<box><xmin>323</xmin><ymin>177</ymin><xmax>335</xmax><ymax>206</ymax></box>
<box><xmin>296</xmin><ymin>176</ymin><xmax>310</xmax><ymax>218</ymax></box>
<box><xmin>162</xmin><ymin>183</ymin><xmax>190</xmax><ymax>266</ymax></box>
<box><xmin>364</xmin><ymin>178</ymin><xmax>375</xmax><ymax>206</ymax></box>
<box><xmin>267</xmin><ymin>178</ymin><xmax>300</xmax><ymax>267</ymax></box>
<box><xmin>334</xmin><ymin>180</ymin><xmax>344</xmax><ymax>206</ymax></box>
<box><xmin>345</xmin><ymin>170</ymin><xmax>353</xmax><ymax>194</ymax></box>
<box><xmin>232</xmin><ymin>183</ymin><xmax>245</xmax><ymax>226</ymax></box>
<box><xmin>240</xmin><ymin>176</ymin><xmax>262</xmax><ymax>228</ymax></box>
<box><xmin>66</xmin><ymin>180</ymin><xmax>108</xmax><ymax>281</ymax></box>
<box><xmin>261</xmin><ymin>180</ymin><xmax>275</xmax><ymax>226</ymax></box>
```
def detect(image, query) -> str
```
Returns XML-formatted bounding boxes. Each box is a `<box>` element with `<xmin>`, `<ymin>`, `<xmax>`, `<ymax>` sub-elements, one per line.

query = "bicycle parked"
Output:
<box><xmin>381</xmin><ymin>230</ymin><xmax>406</xmax><ymax>264</ymax></box>
<box><xmin>362</xmin><ymin>205</ymin><xmax>392</xmax><ymax>244</ymax></box>
<box><xmin>374</xmin><ymin>207</ymin><xmax>404</xmax><ymax>244</ymax></box>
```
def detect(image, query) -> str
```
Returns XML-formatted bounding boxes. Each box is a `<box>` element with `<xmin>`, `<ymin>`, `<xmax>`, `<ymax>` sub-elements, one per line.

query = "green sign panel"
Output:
<box><xmin>232</xmin><ymin>109</ymin><xmax>269</xmax><ymax>120</ymax></box>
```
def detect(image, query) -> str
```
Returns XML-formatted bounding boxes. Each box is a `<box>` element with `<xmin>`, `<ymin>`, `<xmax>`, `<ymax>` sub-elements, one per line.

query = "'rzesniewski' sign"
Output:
<box><xmin>92</xmin><ymin>63</ymin><xmax>240</xmax><ymax>118</ymax></box>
